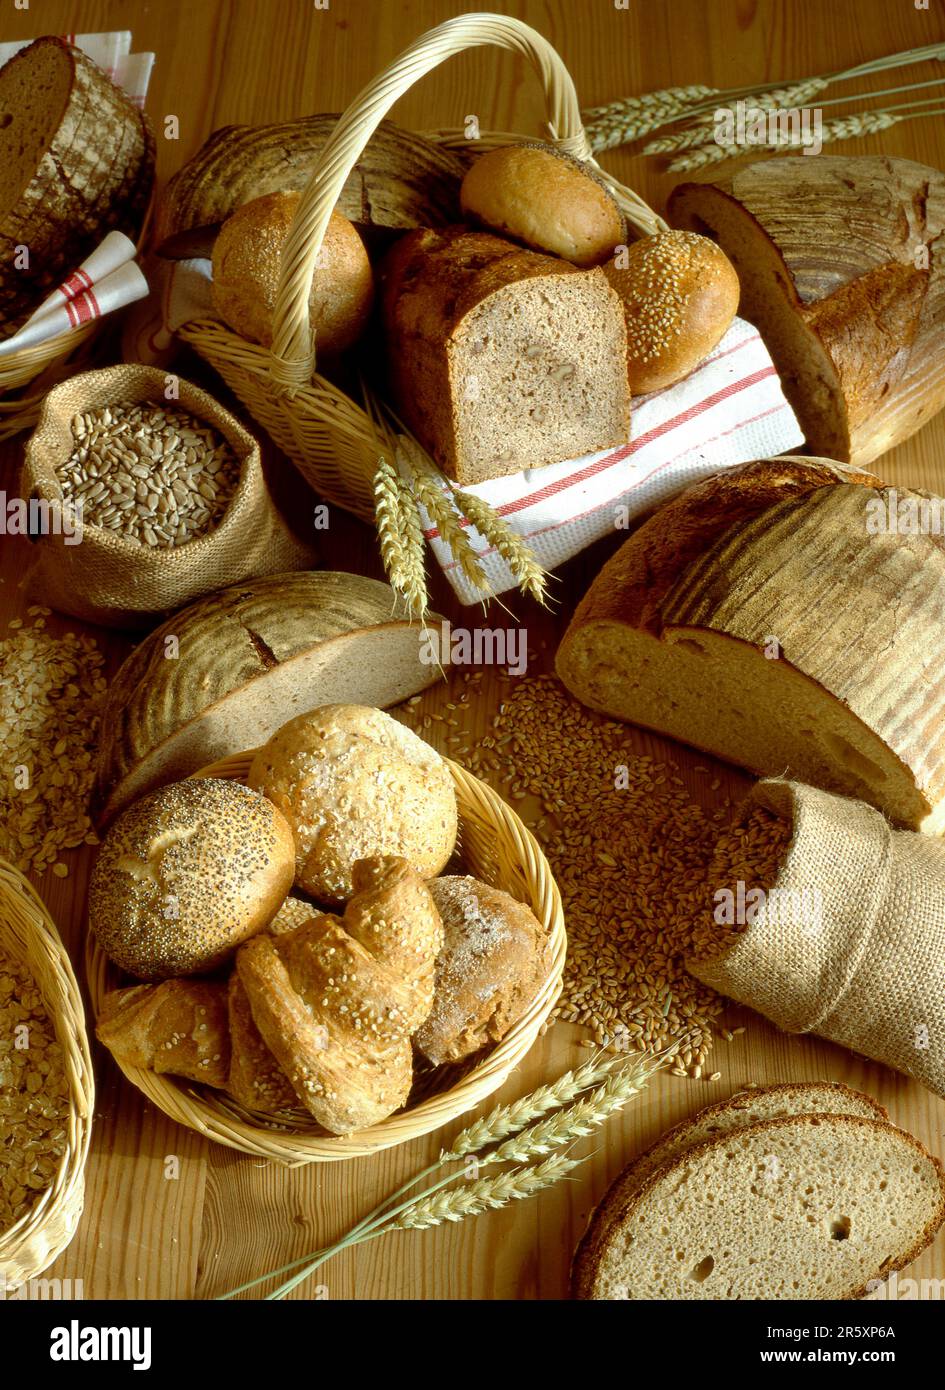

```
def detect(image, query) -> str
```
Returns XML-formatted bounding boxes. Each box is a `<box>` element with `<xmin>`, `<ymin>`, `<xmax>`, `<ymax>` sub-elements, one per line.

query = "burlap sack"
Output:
<box><xmin>20</xmin><ymin>366</ymin><xmax>316</xmax><ymax>629</ymax></box>
<box><xmin>688</xmin><ymin>778</ymin><xmax>945</xmax><ymax>1097</ymax></box>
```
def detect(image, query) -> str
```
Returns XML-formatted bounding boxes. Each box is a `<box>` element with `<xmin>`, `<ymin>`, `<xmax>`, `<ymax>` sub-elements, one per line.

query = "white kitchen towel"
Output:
<box><xmin>149</xmin><ymin>257</ymin><xmax>804</xmax><ymax>602</ymax></box>
<box><xmin>420</xmin><ymin>317</ymin><xmax>805</xmax><ymax>602</ymax></box>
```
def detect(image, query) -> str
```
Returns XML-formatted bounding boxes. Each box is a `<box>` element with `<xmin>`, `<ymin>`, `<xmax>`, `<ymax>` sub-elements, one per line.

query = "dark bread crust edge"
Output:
<box><xmin>570</xmin><ymin>1081</ymin><xmax>888</xmax><ymax>1295</ymax></box>
<box><xmin>572</xmin><ymin>1110</ymin><xmax>945</xmax><ymax>1300</ymax></box>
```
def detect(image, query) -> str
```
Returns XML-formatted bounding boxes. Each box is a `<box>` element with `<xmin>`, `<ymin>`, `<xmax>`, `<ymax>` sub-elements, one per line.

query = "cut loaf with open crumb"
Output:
<box><xmin>572</xmin><ymin>1082</ymin><xmax>888</xmax><ymax>1293</ymax></box>
<box><xmin>379</xmin><ymin>227</ymin><xmax>631</xmax><ymax>484</ymax></box>
<box><xmin>556</xmin><ymin>457</ymin><xmax>945</xmax><ymax>832</ymax></box>
<box><xmin>575</xmin><ymin>1112</ymin><xmax>945</xmax><ymax>1300</ymax></box>
<box><xmin>669</xmin><ymin>156</ymin><xmax>945</xmax><ymax>466</ymax></box>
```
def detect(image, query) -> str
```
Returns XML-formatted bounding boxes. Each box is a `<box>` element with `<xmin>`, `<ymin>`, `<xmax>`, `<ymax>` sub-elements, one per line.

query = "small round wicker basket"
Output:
<box><xmin>0</xmin><ymin>860</ymin><xmax>94</xmax><ymax>1285</ymax></box>
<box><xmin>178</xmin><ymin>12</ymin><xmax>665</xmax><ymax>524</ymax></box>
<box><xmin>85</xmin><ymin>752</ymin><xmax>566</xmax><ymax>1164</ymax></box>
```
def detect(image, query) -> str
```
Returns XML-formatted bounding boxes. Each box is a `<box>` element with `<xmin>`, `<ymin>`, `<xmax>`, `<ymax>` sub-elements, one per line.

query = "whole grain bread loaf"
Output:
<box><xmin>379</xmin><ymin>227</ymin><xmax>631</xmax><ymax>484</ymax></box>
<box><xmin>575</xmin><ymin>1111</ymin><xmax>945</xmax><ymax>1299</ymax></box>
<box><xmin>556</xmin><ymin>456</ymin><xmax>945</xmax><ymax>832</ymax></box>
<box><xmin>669</xmin><ymin>156</ymin><xmax>945</xmax><ymax>466</ymax></box>
<box><xmin>0</xmin><ymin>36</ymin><xmax>153</xmax><ymax>329</ymax></box>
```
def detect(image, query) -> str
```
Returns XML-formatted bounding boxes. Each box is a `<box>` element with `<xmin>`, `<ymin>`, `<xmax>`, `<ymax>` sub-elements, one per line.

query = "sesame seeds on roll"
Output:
<box><xmin>89</xmin><ymin>777</ymin><xmax>295</xmax><ymax>980</ymax></box>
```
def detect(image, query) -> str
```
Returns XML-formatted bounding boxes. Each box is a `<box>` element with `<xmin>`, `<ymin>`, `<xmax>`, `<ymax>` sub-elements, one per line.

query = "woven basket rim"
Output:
<box><xmin>85</xmin><ymin>752</ymin><xmax>566</xmax><ymax>1164</ymax></box>
<box><xmin>0</xmin><ymin>859</ymin><xmax>94</xmax><ymax>1282</ymax></box>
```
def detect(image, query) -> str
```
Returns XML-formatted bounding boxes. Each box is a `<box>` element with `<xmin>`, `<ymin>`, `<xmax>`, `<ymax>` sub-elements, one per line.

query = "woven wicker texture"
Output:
<box><xmin>0</xmin><ymin>860</ymin><xmax>94</xmax><ymax>1284</ymax></box>
<box><xmin>179</xmin><ymin>12</ymin><xmax>666</xmax><ymax>524</ymax></box>
<box><xmin>85</xmin><ymin>751</ymin><xmax>566</xmax><ymax>1163</ymax></box>
<box><xmin>21</xmin><ymin>365</ymin><xmax>316</xmax><ymax>629</ymax></box>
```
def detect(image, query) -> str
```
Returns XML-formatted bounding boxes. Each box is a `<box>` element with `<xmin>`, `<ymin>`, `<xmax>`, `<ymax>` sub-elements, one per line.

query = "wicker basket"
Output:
<box><xmin>85</xmin><ymin>751</ymin><xmax>566</xmax><ymax>1164</ymax></box>
<box><xmin>0</xmin><ymin>197</ymin><xmax>154</xmax><ymax>444</ymax></box>
<box><xmin>0</xmin><ymin>860</ymin><xmax>94</xmax><ymax>1284</ymax></box>
<box><xmin>177</xmin><ymin>12</ymin><xmax>665</xmax><ymax>529</ymax></box>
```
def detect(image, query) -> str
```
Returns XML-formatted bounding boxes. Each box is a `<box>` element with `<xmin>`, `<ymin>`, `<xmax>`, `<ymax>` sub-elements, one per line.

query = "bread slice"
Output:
<box><xmin>380</xmin><ymin>227</ymin><xmax>631</xmax><ymax>484</ymax></box>
<box><xmin>91</xmin><ymin>571</ymin><xmax>445</xmax><ymax>827</ymax></box>
<box><xmin>573</xmin><ymin>1082</ymin><xmax>887</xmax><ymax>1292</ymax></box>
<box><xmin>0</xmin><ymin>37</ymin><xmax>153</xmax><ymax>327</ymax></box>
<box><xmin>669</xmin><ymin>157</ymin><xmax>945</xmax><ymax>466</ymax></box>
<box><xmin>556</xmin><ymin>457</ymin><xmax>945</xmax><ymax>832</ymax></box>
<box><xmin>576</xmin><ymin>1113</ymin><xmax>945</xmax><ymax>1300</ymax></box>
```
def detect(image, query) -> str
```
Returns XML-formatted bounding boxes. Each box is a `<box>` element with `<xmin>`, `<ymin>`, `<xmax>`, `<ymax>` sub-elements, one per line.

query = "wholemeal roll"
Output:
<box><xmin>602</xmin><ymin>231</ymin><xmax>740</xmax><ymax>393</ymax></box>
<box><xmin>415</xmin><ymin>876</ymin><xmax>551</xmax><ymax>1065</ymax></box>
<box><xmin>89</xmin><ymin>778</ymin><xmax>295</xmax><ymax>980</ymax></box>
<box><xmin>247</xmin><ymin>705</ymin><xmax>458</xmax><ymax>902</ymax></box>
<box><xmin>211</xmin><ymin>191</ymin><xmax>374</xmax><ymax>354</ymax></box>
<box><xmin>460</xmin><ymin>143</ymin><xmax>626</xmax><ymax>267</ymax></box>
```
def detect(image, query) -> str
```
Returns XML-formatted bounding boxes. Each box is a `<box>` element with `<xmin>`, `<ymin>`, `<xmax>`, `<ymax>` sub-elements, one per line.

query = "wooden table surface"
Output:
<box><xmin>3</xmin><ymin>0</ymin><xmax>945</xmax><ymax>1301</ymax></box>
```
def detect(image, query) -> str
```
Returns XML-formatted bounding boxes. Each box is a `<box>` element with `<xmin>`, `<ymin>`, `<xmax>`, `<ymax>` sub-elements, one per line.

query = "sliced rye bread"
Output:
<box><xmin>574</xmin><ymin>1112</ymin><xmax>945</xmax><ymax>1300</ymax></box>
<box><xmin>573</xmin><ymin>1082</ymin><xmax>887</xmax><ymax>1293</ymax></box>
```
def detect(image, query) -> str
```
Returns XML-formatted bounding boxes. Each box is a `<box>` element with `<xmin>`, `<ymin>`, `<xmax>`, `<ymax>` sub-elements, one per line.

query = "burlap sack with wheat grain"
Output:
<box><xmin>20</xmin><ymin>365</ymin><xmax>316</xmax><ymax>629</ymax></box>
<box><xmin>688</xmin><ymin>778</ymin><xmax>945</xmax><ymax>1097</ymax></box>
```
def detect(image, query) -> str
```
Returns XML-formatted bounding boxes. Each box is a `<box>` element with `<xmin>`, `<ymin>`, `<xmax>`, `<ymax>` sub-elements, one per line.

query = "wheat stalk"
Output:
<box><xmin>454</xmin><ymin>489</ymin><xmax>549</xmax><ymax>606</ymax></box>
<box><xmin>393</xmin><ymin>1154</ymin><xmax>584</xmax><ymax>1230</ymax></box>
<box><xmin>643</xmin><ymin>76</ymin><xmax>831</xmax><ymax>154</ymax></box>
<box><xmin>373</xmin><ymin>458</ymin><xmax>429</xmax><ymax>618</ymax></box>
<box><xmin>400</xmin><ymin>441</ymin><xmax>491</xmax><ymax>594</ymax></box>
<box><xmin>668</xmin><ymin>106</ymin><xmax>902</xmax><ymax>172</ymax></box>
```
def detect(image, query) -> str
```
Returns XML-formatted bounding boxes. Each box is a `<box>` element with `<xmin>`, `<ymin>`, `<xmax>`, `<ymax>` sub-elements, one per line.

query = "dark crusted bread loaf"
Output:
<box><xmin>556</xmin><ymin>456</ymin><xmax>945</xmax><ymax>832</ymax></box>
<box><xmin>669</xmin><ymin>156</ymin><xmax>945</xmax><ymax>465</ymax></box>
<box><xmin>379</xmin><ymin>226</ymin><xmax>631</xmax><ymax>484</ymax></box>
<box><xmin>0</xmin><ymin>36</ymin><xmax>153</xmax><ymax>329</ymax></box>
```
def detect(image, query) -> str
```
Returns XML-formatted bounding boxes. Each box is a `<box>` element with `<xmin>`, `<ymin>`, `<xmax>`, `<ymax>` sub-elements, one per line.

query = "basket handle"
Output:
<box><xmin>269</xmin><ymin>11</ymin><xmax>663</xmax><ymax>387</ymax></box>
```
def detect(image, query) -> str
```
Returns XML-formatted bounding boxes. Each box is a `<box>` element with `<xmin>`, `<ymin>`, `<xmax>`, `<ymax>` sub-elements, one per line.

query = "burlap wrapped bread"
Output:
<box><xmin>21</xmin><ymin>366</ymin><xmax>315</xmax><ymax>629</ymax></box>
<box><xmin>688</xmin><ymin>778</ymin><xmax>945</xmax><ymax>1097</ymax></box>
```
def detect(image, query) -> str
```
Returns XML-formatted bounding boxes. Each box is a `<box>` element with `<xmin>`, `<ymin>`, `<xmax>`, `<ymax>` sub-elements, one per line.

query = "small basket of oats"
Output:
<box><xmin>0</xmin><ymin>860</ymin><xmax>93</xmax><ymax>1285</ymax></box>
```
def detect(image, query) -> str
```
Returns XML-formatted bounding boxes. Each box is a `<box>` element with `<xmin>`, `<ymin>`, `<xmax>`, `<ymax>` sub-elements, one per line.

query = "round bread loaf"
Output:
<box><xmin>247</xmin><ymin>704</ymin><xmax>458</xmax><ymax>903</ymax></box>
<box><xmin>602</xmin><ymin>230</ymin><xmax>740</xmax><ymax>393</ymax></box>
<box><xmin>414</xmin><ymin>875</ymin><xmax>549</xmax><ymax>1066</ymax></box>
<box><xmin>211</xmin><ymin>191</ymin><xmax>374</xmax><ymax>353</ymax></box>
<box><xmin>89</xmin><ymin>778</ymin><xmax>295</xmax><ymax>980</ymax></box>
<box><xmin>459</xmin><ymin>142</ymin><xmax>626</xmax><ymax>267</ymax></box>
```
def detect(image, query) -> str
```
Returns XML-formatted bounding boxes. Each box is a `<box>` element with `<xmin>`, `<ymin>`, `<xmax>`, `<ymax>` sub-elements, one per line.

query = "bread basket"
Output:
<box><xmin>177</xmin><ymin>13</ymin><xmax>666</xmax><ymax>601</ymax></box>
<box><xmin>85</xmin><ymin>752</ymin><xmax>566</xmax><ymax>1164</ymax></box>
<box><xmin>0</xmin><ymin>860</ymin><xmax>94</xmax><ymax>1284</ymax></box>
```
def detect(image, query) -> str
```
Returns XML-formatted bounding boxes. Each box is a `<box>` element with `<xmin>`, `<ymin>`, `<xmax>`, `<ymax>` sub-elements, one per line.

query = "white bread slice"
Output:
<box><xmin>573</xmin><ymin>1081</ymin><xmax>887</xmax><ymax>1291</ymax></box>
<box><xmin>575</xmin><ymin>1113</ymin><xmax>945</xmax><ymax>1300</ymax></box>
<box><xmin>556</xmin><ymin>458</ymin><xmax>945</xmax><ymax>832</ymax></box>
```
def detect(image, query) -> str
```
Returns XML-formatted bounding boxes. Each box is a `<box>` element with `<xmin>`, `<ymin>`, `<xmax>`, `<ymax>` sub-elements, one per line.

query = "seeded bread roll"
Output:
<box><xmin>247</xmin><ymin>705</ymin><xmax>458</xmax><ymax>903</ymax></box>
<box><xmin>603</xmin><ymin>230</ymin><xmax>740</xmax><ymax>394</ymax></box>
<box><xmin>211</xmin><ymin>192</ymin><xmax>374</xmax><ymax>354</ymax></box>
<box><xmin>89</xmin><ymin>778</ymin><xmax>295</xmax><ymax>980</ymax></box>
<box><xmin>460</xmin><ymin>142</ymin><xmax>626</xmax><ymax>267</ymax></box>
<box><xmin>415</xmin><ymin>875</ymin><xmax>551</xmax><ymax>1065</ymax></box>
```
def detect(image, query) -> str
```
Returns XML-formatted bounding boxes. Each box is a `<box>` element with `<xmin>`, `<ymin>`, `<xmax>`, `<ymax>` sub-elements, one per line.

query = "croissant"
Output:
<box><xmin>96</xmin><ymin>855</ymin><xmax>443</xmax><ymax>1134</ymax></box>
<box><xmin>237</xmin><ymin>854</ymin><xmax>443</xmax><ymax>1132</ymax></box>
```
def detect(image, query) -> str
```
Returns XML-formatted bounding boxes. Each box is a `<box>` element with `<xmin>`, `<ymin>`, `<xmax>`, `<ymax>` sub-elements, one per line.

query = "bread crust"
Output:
<box><xmin>573</xmin><ymin>1111</ymin><xmax>945</xmax><ymax>1300</ymax></box>
<box><xmin>571</xmin><ymin>1081</ymin><xmax>889</xmax><ymax>1295</ymax></box>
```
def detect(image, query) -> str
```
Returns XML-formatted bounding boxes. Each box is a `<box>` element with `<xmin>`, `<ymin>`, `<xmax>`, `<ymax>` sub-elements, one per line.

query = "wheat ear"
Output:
<box><xmin>454</xmin><ymin>489</ymin><xmax>549</xmax><ymax>606</ymax></box>
<box><xmin>668</xmin><ymin>106</ymin><xmax>901</xmax><ymax>172</ymax></box>
<box><xmin>373</xmin><ymin>458</ymin><xmax>429</xmax><ymax>619</ymax></box>
<box><xmin>393</xmin><ymin>1154</ymin><xmax>584</xmax><ymax>1230</ymax></box>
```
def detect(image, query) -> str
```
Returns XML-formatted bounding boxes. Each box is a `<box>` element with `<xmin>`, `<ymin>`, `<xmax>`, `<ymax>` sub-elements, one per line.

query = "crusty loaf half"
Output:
<box><xmin>572</xmin><ymin>1081</ymin><xmax>888</xmax><ymax>1295</ymax></box>
<box><xmin>91</xmin><ymin>571</ymin><xmax>445</xmax><ymax>828</ymax></box>
<box><xmin>0</xmin><ymin>36</ymin><xmax>154</xmax><ymax>329</ymax></box>
<box><xmin>575</xmin><ymin>1112</ymin><xmax>945</xmax><ymax>1299</ymax></box>
<box><xmin>556</xmin><ymin>456</ymin><xmax>945</xmax><ymax>832</ymax></box>
<box><xmin>379</xmin><ymin>226</ymin><xmax>631</xmax><ymax>484</ymax></box>
<box><xmin>669</xmin><ymin>156</ymin><xmax>945</xmax><ymax>466</ymax></box>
